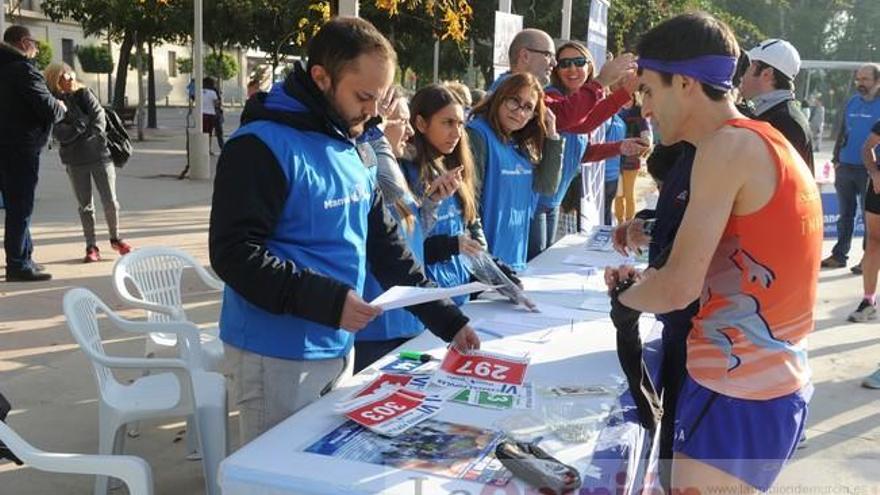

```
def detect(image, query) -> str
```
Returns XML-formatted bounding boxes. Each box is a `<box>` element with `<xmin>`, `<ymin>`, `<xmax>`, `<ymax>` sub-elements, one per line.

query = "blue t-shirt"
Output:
<box><xmin>839</xmin><ymin>95</ymin><xmax>880</xmax><ymax>166</ymax></box>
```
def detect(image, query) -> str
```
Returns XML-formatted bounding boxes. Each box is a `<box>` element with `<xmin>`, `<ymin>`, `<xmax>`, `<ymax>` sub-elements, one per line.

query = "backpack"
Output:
<box><xmin>102</xmin><ymin>107</ymin><xmax>133</xmax><ymax>168</ymax></box>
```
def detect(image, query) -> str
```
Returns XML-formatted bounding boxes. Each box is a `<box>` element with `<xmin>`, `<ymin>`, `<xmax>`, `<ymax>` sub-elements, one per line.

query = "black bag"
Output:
<box><xmin>103</xmin><ymin>107</ymin><xmax>133</xmax><ymax>168</ymax></box>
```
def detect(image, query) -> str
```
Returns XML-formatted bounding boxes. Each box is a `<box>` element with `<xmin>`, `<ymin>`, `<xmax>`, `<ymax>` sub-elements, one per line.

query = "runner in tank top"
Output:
<box><xmin>604</xmin><ymin>12</ymin><xmax>821</xmax><ymax>493</ymax></box>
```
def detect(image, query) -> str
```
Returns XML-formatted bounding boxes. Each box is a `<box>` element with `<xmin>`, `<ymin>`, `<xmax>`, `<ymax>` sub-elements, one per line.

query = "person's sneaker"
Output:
<box><xmin>851</xmin><ymin>261</ymin><xmax>863</xmax><ymax>275</ymax></box>
<box><xmin>847</xmin><ymin>299</ymin><xmax>877</xmax><ymax>322</ymax></box>
<box><xmin>84</xmin><ymin>245</ymin><xmax>101</xmax><ymax>263</ymax></box>
<box><xmin>110</xmin><ymin>238</ymin><xmax>133</xmax><ymax>255</ymax></box>
<box><xmin>862</xmin><ymin>368</ymin><xmax>880</xmax><ymax>389</ymax></box>
<box><xmin>820</xmin><ymin>255</ymin><xmax>846</xmax><ymax>269</ymax></box>
<box><xmin>6</xmin><ymin>267</ymin><xmax>52</xmax><ymax>282</ymax></box>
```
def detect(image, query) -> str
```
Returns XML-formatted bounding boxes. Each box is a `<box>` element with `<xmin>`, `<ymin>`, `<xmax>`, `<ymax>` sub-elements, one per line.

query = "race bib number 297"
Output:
<box><xmin>439</xmin><ymin>347</ymin><xmax>528</xmax><ymax>386</ymax></box>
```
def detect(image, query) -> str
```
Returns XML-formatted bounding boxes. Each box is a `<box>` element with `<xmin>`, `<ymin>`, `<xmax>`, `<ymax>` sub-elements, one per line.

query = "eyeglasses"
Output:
<box><xmin>557</xmin><ymin>57</ymin><xmax>589</xmax><ymax>69</ymax></box>
<box><xmin>525</xmin><ymin>47</ymin><xmax>555</xmax><ymax>61</ymax></box>
<box><xmin>503</xmin><ymin>96</ymin><xmax>535</xmax><ymax>117</ymax></box>
<box><xmin>61</xmin><ymin>72</ymin><xmax>75</xmax><ymax>82</ymax></box>
<box><xmin>384</xmin><ymin>118</ymin><xmax>410</xmax><ymax>128</ymax></box>
<box><xmin>22</xmin><ymin>37</ymin><xmax>36</xmax><ymax>45</ymax></box>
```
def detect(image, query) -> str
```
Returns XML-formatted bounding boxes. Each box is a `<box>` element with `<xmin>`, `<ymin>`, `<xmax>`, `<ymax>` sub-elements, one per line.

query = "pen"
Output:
<box><xmin>399</xmin><ymin>351</ymin><xmax>434</xmax><ymax>363</ymax></box>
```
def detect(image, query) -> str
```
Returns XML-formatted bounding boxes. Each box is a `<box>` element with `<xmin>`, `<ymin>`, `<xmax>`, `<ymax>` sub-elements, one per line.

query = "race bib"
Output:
<box><xmin>432</xmin><ymin>348</ymin><xmax>530</xmax><ymax>393</ymax></box>
<box><xmin>343</xmin><ymin>388</ymin><xmax>444</xmax><ymax>437</ymax></box>
<box><xmin>450</xmin><ymin>382</ymin><xmax>534</xmax><ymax>410</ymax></box>
<box><xmin>351</xmin><ymin>373</ymin><xmax>432</xmax><ymax>399</ymax></box>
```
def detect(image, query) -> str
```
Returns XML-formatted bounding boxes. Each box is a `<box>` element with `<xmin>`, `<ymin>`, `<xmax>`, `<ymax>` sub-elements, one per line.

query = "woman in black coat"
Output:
<box><xmin>45</xmin><ymin>63</ymin><xmax>133</xmax><ymax>262</ymax></box>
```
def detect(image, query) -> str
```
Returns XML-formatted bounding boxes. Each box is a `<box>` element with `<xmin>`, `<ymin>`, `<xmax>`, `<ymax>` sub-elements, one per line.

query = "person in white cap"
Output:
<box><xmin>740</xmin><ymin>39</ymin><xmax>814</xmax><ymax>174</ymax></box>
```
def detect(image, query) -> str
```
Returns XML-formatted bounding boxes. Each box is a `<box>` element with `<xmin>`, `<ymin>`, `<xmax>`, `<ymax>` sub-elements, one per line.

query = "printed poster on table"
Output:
<box><xmin>305</xmin><ymin>419</ymin><xmax>512</xmax><ymax>486</ymax></box>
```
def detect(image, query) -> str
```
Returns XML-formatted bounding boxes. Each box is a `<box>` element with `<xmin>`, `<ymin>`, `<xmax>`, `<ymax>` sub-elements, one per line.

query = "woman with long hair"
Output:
<box><xmin>45</xmin><ymin>63</ymin><xmax>132</xmax><ymax>262</ymax></box>
<box><xmin>406</xmin><ymin>84</ymin><xmax>486</xmax><ymax>303</ymax></box>
<box><xmin>355</xmin><ymin>87</ymin><xmax>468</xmax><ymax>371</ymax></box>
<box><xmin>530</xmin><ymin>42</ymin><xmax>647</xmax><ymax>258</ymax></box>
<box><xmin>467</xmin><ymin>73</ymin><xmax>563</xmax><ymax>271</ymax></box>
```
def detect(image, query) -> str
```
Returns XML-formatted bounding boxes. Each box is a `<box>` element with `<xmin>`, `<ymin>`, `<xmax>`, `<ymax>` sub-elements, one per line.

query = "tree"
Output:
<box><xmin>177</xmin><ymin>52</ymin><xmax>239</xmax><ymax>82</ymax></box>
<box><xmin>76</xmin><ymin>44</ymin><xmax>113</xmax><ymax>73</ymax></box>
<box><xmin>33</xmin><ymin>40</ymin><xmax>52</xmax><ymax>70</ymax></box>
<box><xmin>76</xmin><ymin>44</ymin><xmax>114</xmax><ymax>102</ymax></box>
<box><xmin>242</xmin><ymin>0</ymin><xmax>331</xmax><ymax>77</ymax></box>
<box><xmin>41</xmin><ymin>0</ymin><xmax>190</xmax><ymax>111</ymax></box>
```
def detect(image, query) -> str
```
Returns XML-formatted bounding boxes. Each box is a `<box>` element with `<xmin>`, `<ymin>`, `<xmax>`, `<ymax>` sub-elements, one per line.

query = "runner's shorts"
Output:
<box><xmin>866</xmin><ymin>179</ymin><xmax>880</xmax><ymax>215</ymax></box>
<box><xmin>672</xmin><ymin>374</ymin><xmax>812</xmax><ymax>491</ymax></box>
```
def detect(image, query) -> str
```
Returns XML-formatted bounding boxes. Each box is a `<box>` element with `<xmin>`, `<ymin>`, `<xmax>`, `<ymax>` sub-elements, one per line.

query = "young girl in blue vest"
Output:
<box><xmin>405</xmin><ymin>84</ymin><xmax>486</xmax><ymax>305</ymax></box>
<box><xmin>467</xmin><ymin>73</ymin><xmax>563</xmax><ymax>271</ymax></box>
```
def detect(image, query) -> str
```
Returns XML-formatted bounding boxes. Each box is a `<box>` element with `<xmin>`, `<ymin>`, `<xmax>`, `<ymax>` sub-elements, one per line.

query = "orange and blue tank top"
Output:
<box><xmin>687</xmin><ymin>118</ymin><xmax>822</xmax><ymax>400</ymax></box>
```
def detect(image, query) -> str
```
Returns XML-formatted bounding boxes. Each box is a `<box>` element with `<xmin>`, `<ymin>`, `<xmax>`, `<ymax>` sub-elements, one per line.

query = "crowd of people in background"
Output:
<box><xmin>1</xmin><ymin>10</ymin><xmax>879</xmax><ymax>493</ymax></box>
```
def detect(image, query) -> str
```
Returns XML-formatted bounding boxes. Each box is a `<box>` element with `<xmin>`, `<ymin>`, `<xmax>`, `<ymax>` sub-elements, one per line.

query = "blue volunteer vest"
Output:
<box><xmin>403</xmin><ymin>161</ymin><xmax>471</xmax><ymax>306</ymax></box>
<box><xmin>469</xmin><ymin>117</ymin><xmax>534</xmax><ymax>271</ymax></box>
<box><xmin>537</xmin><ymin>87</ymin><xmax>589</xmax><ymax>210</ymax></box>
<box><xmin>358</xmin><ymin>192</ymin><xmax>426</xmax><ymax>341</ymax></box>
<box><xmin>603</xmin><ymin>113</ymin><xmax>627</xmax><ymax>183</ymax></box>
<box><xmin>219</xmin><ymin>120</ymin><xmax>376</xmax><ymax>360</ymax></box>
<box><xmin>537</xmin><ymin>131</ymin><xmax>589</xmax><ymax>209</ymax></box>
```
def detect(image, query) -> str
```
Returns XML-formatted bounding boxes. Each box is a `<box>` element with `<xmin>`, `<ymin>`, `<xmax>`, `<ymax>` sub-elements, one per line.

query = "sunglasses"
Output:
<box><xmin>557</xmin><ymin>57</ymin><xmax>589</xmax><ymax>69</ymax></box>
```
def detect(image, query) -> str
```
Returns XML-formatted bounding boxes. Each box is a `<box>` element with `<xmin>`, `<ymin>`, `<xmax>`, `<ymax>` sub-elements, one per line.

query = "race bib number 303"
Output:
<box><xmin>344</xmin><ymin>389</ymin><xmax>444</xmax><ymax>436</ymax></box>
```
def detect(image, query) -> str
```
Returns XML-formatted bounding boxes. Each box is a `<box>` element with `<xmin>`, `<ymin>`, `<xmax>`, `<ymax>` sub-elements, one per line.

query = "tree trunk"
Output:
<box><xmin>147</xmin><ymin>41</ymin><xmax>157</xmax><ymax>128</ymax></box>
<box><xmin>112</xmin><ymin>31</ymin><xmax>135</xmax><ymax>110</ymax></box>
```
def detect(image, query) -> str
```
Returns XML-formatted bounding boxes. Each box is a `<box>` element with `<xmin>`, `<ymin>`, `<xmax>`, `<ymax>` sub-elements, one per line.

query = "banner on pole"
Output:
<box><xmin>587</xmin><ymin>0</ymin><xmax>609</xmax><ymax>70</ymax></box>
<box><xmin>494</xmin><ymin>11</ymin><xmax>524</xmax><ymax>81</ymax></box>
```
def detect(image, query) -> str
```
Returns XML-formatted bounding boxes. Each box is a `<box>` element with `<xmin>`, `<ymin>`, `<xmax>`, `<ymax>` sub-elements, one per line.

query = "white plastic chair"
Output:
<box><xmin>112</xmin><ymin>247</ymin><xmax>225</xmax><ymax>456</ymax></box>
<box><xmin>111</xmin><ymin>246</ymin><xmax>225</xmax><ymax>372</ymax></box>
<box><xmin>0</xmin><ymin>421</ymin><xmax>154</xmax><ymax>495</ymax></box>
<box><xmin>64</xmin><ymin>287</ymin><xmax>227</xmax><ymax>495</ymax></box>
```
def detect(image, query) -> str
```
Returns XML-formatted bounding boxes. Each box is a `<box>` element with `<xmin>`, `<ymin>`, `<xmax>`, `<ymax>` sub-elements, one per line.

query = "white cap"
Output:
<box><xmin>747</xmin><ymin>39</ymin><xmax>801</xmax><ymax>80</ymax></box>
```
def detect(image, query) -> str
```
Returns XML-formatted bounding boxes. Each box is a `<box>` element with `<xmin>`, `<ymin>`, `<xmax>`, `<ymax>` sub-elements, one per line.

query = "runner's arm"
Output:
<box><xmin>862</xmin><ymin>121</ymin><xmax>880</xmax><ymax>176</ymax></box>
<box><xmin>618</xmin><ymin>132</ymin><xmax>751</xmax><ymax>313</ymax></box>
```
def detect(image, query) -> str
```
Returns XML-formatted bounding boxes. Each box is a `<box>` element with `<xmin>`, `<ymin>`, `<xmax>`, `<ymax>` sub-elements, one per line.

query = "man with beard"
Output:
<box><xmin>822</xmin><ymin>64</ymin><xmax>880</xmax><ymax>271</ymax></box>
<box><xmin>209</xmin><ymin>17</ymin><xmax>480</xmax><ymax>446</ymax></box>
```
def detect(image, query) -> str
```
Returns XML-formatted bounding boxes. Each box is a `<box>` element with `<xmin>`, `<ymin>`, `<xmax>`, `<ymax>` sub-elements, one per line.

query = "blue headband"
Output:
<box><xmin>638</xmin><ymin>55</ymin><xmax>738</xmax><ymax>91</ymax></box>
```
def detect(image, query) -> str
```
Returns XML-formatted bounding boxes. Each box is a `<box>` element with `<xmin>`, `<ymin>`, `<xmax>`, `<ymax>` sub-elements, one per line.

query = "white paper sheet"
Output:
<box><xmin>369</xmin><ymin>282</ymin><xmax>494</xmax><ymax>311</ymax></box>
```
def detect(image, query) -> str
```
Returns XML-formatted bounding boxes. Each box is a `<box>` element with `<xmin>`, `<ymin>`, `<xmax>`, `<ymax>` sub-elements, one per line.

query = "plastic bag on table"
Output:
<box><xmin>461</xmin><ymin>251</ymin><xmax>538</xmax><ymax>311</ymax></box>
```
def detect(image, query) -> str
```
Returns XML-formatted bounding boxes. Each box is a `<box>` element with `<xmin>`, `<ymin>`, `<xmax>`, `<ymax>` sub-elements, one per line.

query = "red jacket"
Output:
<box><xmin>545</xmin><ymin>81</ymin><xmax>632</xmax><ymax>135</ymax></box>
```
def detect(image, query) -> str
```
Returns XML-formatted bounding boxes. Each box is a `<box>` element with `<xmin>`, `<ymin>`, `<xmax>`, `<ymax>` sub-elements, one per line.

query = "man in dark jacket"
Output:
<box><xmin>0</xmin><ymin>26</ymin><xmax>66</xmax><ymax>281</ymax></box>
<box><xmin>740</xmin><ymin>39</ymin><xmax>814</xmax><ymax>174</ymax></box>
<box><xmin>210</xmin><ymin>17</ymin><xmax>479</xmax><ymax>446</ymax></box>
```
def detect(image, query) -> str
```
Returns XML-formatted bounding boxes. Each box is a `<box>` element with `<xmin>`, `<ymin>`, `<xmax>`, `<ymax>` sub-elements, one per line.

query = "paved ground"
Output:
<box><xmin>0</xmin><ymin>109</ymin><xmax>878</xmax><ymax>494</ymax></box>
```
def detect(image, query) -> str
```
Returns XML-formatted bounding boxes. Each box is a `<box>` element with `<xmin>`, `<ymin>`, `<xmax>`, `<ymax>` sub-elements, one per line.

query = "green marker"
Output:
<box><xmin>399</xmin><ymin>350</ymin><xmax>434</xmax><ymax>363</ymax></box>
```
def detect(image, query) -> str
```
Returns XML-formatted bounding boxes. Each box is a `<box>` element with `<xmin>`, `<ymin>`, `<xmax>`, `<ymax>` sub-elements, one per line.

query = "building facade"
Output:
<box><xmin>3</xmin><ymin>0</ymin><xmax>262</xmax><ymax>107</ymax></box>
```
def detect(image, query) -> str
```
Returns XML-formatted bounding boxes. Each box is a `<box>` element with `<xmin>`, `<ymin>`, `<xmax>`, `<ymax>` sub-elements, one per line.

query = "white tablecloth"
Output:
<box><xmin>219</xmin><ymin>235</ymin><xmax>660</xmax><ymax>495</ymax></box>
